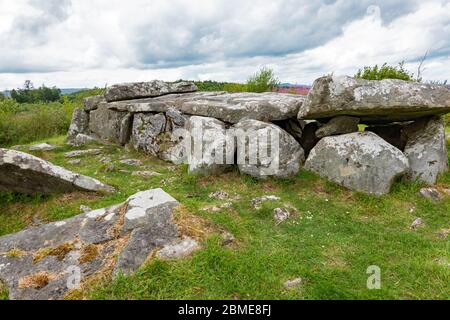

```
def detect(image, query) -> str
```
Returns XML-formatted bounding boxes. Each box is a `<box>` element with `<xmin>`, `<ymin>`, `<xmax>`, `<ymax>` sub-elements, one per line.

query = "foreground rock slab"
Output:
<box><xmin>305</xmin><ymin>132</ymin><xmax>409</xmax><ymax>195</ymax></box>
<box><xmin>105</xmin><ymin>80</ymin><xmax>198</xmax><ymax>102</ymax></box>
<box><xmin>107</xmin><ymin>91</ymin><xmax>305</xmax><ymax>124</ymax></box>
<box><xmin>298</xmin><ymin>75</ymin><xmax>450</xmax><ymax>124</ymax></box>
<box><xmin>0</xmin><ymin>148</ymin><xmax>114</xmax><ymax>194</ymax></box>
<box><xmin>0</xmin><ymin>188</ymin><xmax>192</xmax><ymax>300</ymax></box>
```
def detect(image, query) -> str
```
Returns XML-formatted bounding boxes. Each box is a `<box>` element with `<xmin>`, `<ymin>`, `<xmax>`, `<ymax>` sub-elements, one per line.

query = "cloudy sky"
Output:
<box><xmin>0</xmin><ymin>0</ymin><xmax>449</xmax><ymax>90</ymax></box>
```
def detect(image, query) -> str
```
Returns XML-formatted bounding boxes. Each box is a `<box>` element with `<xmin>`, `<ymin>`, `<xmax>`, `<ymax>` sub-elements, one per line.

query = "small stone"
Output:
<box><xmin>284</xmin><ymin>278</ymin><xmax>302</xmax><ymax>289</ymax></box>
<box><xmin>120</xmin><ymin>159</ymin><xmax>142</xmax><ymax>166</ymax></box>
<box><xmin>131</xmin><ymin>171</ymin><xmax>163</xmax><ymax>177</ymax></box>
<box><xmin>64</xmin><ymin>149</ymin><xmax>102</xmax><ymax>158</ymax></box>
<box><xmin>80</xmin><ymin>205</ymin><xmax>92</xmax><ymax>213</ymax></box>
<box><xmin>221</xmin><ymin>231</ymin><xmax>235</xmax><ymax>246</ymax></box>
<box><xmin>99</xmin><ymin>156</ymin><xmax>111</xmax><ymax>164</ymax></box>
<box><xmin>29</xmin><ymin>143</ymin><xmax>57</xmax><ymax>151</ymax></box>
<box><xmin>410</xmin><ymin>218</ymin><xmax>424</xmax><ymax>230</ymax></box>
<box><xmin>156</xmin><ymin>237</ymin><xmax>200</xmax><ymax>260</ymax></box>
<box><xmin>209</xmin><ymin>190</ymin><xmax>229</xmax><ymax>200</ymax></box>
<box><xmin>418</xmin><ymin>188</ymin><xmax>443</xmax><ymax>201</ymax></box>
<box><xmin>274</xmin><ymin>208</ymin><xmax>290</xmax><ymax>225</ymax></box>
<box><xmin>251</xmin><ymin>195</ymin><xmax>281</xmax><ymax>208</ymax></box>
<box><xmin>67</xmin><ymin>159</ymin><xmax>81</xmax><ymax>165</ymax></box>
<box><xmin>437</xmin><ymin>228</ymin><xmax>450</xmax><ymax>239</ymax></box>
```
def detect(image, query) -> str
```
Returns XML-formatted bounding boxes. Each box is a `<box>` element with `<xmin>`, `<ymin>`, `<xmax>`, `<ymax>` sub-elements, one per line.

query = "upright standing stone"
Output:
<box><xmin>89</xmin><ymin>104</ymin><xmax>132</xmax><ymax>145</ymax></box>
<box><xmin>131</xmin><ymin>113</ymin><xmax>166</xmax><ymax>156</ymax></box>
<box><xmin>403</xmin><ymin>116</ymin><xmax>448</xmax><ymax>185</ymax></box>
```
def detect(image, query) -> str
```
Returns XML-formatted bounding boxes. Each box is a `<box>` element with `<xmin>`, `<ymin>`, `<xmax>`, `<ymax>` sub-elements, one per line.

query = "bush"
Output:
<box><xmin>355</xmin><ymin>62</ymin><xmax>413</xmax><ymax>81</ymax></box>
<box><xmin>246</xmin><ymin>67</ymin><xmax>280</xmax><ymax>93</ymax></box>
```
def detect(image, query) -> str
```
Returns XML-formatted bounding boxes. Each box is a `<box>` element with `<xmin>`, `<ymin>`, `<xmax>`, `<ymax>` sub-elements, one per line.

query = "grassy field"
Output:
<box><xmin>0</xmin><ymin>134</ymin><xmax>449</xmax><ymax>300</ymax></box>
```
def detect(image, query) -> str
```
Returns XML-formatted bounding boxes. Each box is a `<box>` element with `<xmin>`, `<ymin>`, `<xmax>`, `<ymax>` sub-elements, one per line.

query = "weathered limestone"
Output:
<box><xmin>131</xmin><ymin>113</ymin><xmax>166</xmax><ymax>156</ymax></box>
<box><xmin>315</xmin><ymin>116</ymin><xmax>360</xmax><ymax>138</ymax></box>
<box><xmin>234</xmin><ymin>120</ymin><xmax>304</xmax><ymax>178</ymax></box>
<box><xmin>105</xmin><ymin>80</ymin><xmax>198</xmax><ymax>102</ymax></box>
<box><xmin>305</xmin><ymin>132</ymin><xmax>409</xmax><ymax>195</ymax></box>
<box><xmin>107</xmin><ymin>91</ymin><xmax>305</xmax><ymax>124</ymax></box>
<box><xmin>83</xmin><ymin>95</ymin><xmax>105</xmax><ymax>111</ymax></box>
<box><xmin>0</xmin><ymin>189</ymin><xmax>192</xmax><ymax>300</ymax></box>
<box><xmin>29</xmin><ymin>143</ymin><xmax>57</xmax><ymax>151</ymax></box>
<box><xmin>403</xmin><ymin>117</ymin><xmax>448</xmax><ymax>185</ymax></box>
<box><xmin>298</xmin><ymin>76</ymin><xmax>450</xmax><ymax>123</ymax></box>
<box><xmin>67</xmin><ymin>108</ymin><xmax>90</xmax><ymax>143</ymax></box>
<box><xmin>89</xmin><ymin>104</ymin><xmax>132</xmax><ymax>145</ymax></box>
<box><xmin>187</xmin><ymin>116</ymin><xmax>234</xmax><ymax>175</ymax></box>
<box><xmin>0</xmin><ymin>148</ymin><xmax>114</xmax><ymax>194</ymax></box>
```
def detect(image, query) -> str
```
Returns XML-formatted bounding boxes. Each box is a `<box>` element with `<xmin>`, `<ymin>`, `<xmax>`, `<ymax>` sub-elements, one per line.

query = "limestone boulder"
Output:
<box><xmin>131</xmin><ymin>113</ymin><xmax>166</xmax><ymax>156</ymax></box>
<box><xmin>104</xmin><ymin>80</ymin><xmax>197</xmax><ymax>102</ymax></box>
<box><xmin>186</xmin><ymin>116</ymin><xmax>234</xmax><ymax>175</ymax></box>
<box><xmin>315</xmin><ymin>116</ymin><xmax>360</xmax><ymax>138</ymax></box>
<box><xmin>0</xmin><ymin>148</ymin><xmax>114</xmax><ymax>194</ymax></box>
<box><xmin>403</xmin><ymin>116</ymin><xmax>448</xmax><ymax>185</ymax></box>
<box><xmin>67</xmin><ymin>108</ymin><xmax>90</xmax><ymax>143</ymax></box>
<box><xmin>234</xmin><ymin>120</ymin><xmax>304</xmax><ymax>178</ymax></box>
<box><xmin>305</xmin><ymin>132</ymin><xmax>409</xmax><ymax>195</ymax></box>
<box><xmin>83</xmin><ymin>95</ymin><xmax>105</xmax><ymax>111</ymax></box>
<box><xmin>298</xmin><ymin>75</ymin><xmax>450</xmax><ymax>124</ymax></box>
<box><xmin>89</xmin><ymin>104</ymin><xmax>132</xmax><ymax>145</ymax></box>
<box><xmin>0</xmin><ymin>189</ymin><xmax>190</xmax><ymax>300</ymax></box>
<box><xmin>107</xmin><ymin>91</ymin><xmax>305</xmax><ymax>124</ymax></box>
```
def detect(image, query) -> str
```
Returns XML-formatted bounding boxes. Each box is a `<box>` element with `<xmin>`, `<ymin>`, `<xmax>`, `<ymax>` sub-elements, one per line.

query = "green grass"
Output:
<box><xmin>0</xmin><ymin>136</ymin><xmax>449</xmax><ymax>300</ymax></box>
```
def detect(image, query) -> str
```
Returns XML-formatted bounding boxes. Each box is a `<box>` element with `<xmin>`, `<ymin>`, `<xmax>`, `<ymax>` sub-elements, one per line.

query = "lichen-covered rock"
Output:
<box><xmin>315</xmin><ymin>116</ymin><xmax>360</xmax><ymax>138</ymax></box>
<box><xmin>104</xmin><ymin>80</ymin><xmax>197</xmax><ymax>102</ymax></box>
<box><xmin>89</xmin><ymin>104</ymin><xmax>132</xmax><ymax>145</ymax></box>
<box><xmin>305</xmin><ymin>132</ymin><xmax>409</xmax><ymax>195</ymax></box>
<box><xmin>0</xmin><ymin>148</ymin><xmax>114</xmax><ymax>194</ymax></box>
<box><xmin>365</xmin><ymin>123</ymin><xmax>409</xmax><ymax>151</ymax></box>
<box><xmin>131</xmin><ymin>113</ymin><xmax>166</xmax><ymax>156</ymax></box>
<box><xmin>187</xmin><ymin>116</ymin><xmax>234</xmax><ymax>175</ymax></box>
<box><xmin>83</xmin><ymin>95</ymin><xmax>105</xmax><ymax>111</ymax></box>
<box><xmin>29</xmin><ymin>143</ymin><xmax>57</xmax><ymax>151</ymax></box>
<box><xmin>107</xmin><ymin>91</ymin><xmax>305</xmax><ymax>124</ymax></box>
<box><xmin>234</xmin><ymin>120</ymin><xmax>304</xmax><ymax>178</ymax></box>
<box><xmin>67</xmin><ymin>108</ymin><xmax>90</xmax><ymax>143</ymax></box>
<box><xmin>298</xmin><ymin>75</ymin><xmax>450</xmax><ymax>123</ymax></box>
<box><xmin>0</xmin><ymin>189</ymin><xmax>189</xmax><ymax>300</ymax></box>
<box><xmin>403</xmin><ymin>116</ymin><xmax>448</xmax><ymax>185</ymax></box>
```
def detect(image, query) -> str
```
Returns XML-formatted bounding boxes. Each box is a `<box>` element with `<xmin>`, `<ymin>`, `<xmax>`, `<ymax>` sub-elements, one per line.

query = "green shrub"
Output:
<box><xmin>355</xmin><ymin>62</ymin><xmax>413</xmax><ymax>81</ymax></box>
<box><xmin>11</xmin><ymin>82</ymin><xmax>61</xmax><ymax>104</ymax></box>
<box><xmin>246</xmin><ymin>67</ymin><xmax>280</xmax><ymax>93</ymax></box>
<box><xmin>223</xmin><ymin>83</ymin><xmax>248</xmax><ymax>92</ymax></box>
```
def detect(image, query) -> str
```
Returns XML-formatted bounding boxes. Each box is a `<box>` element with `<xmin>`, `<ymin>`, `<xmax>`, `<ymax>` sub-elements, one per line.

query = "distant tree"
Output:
<box><xmin>246</xmin><ymin>67</ymin><xmax>280</xmax><ymax>93</ymax></box>
<box><xmin>10</xmin><ymin>81</ymin><xmax>61</xmax><ymax>103</ymax></box>
<box><xmin>355</xmin><ymin>62</ymin><xmax>413</xmax><ymax>81</ymax></box>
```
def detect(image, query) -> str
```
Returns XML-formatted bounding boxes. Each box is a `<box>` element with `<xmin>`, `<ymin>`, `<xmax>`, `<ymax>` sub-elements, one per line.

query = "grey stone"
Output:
<box><xmin>67</xmin><ymin>108</ymin><xmax>90</xmax><ymax>142</ymax></box>
<box><xmin>410</xmin><ymin>218</ymin><xmax>424</xmax><ymax>230</ymax></box>
<box><xmin>119</xmin><ymin>159</ymin><xmax>142</xmax><ymax>166</ymax></box>
<box><xmin>83</xmin><ymin>95</ymin><xmax>105</xmax><ymax>111</ymax></box>
<box><xmin>0</xmin><ymin>188</ymin><xmax>187</xmax><ymax>300</ymax></box>
<box><xmin>284</xmin><ymin>278</ymin><xmax>302</xmax><ymax>289</ymax></box>
<box><xmin>67</xmin><ymin>159</ymin><xmax>81</xmax><ymax>165</ymax></box>
<box><xmin>209</xmin><ymin>190</ymin><xmax>229</xmax><ymax>200</ymax></box>
<box><xmin>274</xmin><ymin>208</ymin><xmax>290</xmax><ymax>225</ymax></box>
<box><xmin>131</xmin><ymin>113</ymin><xmax>166</xmax><ymax>156</ymax></box>
<box><xmin>418</xmin><ymin>187</ymin><xmax>443</xmax><ymax>201</ymax></box>
<box><xmin>155</xmin><ymin>237</ymin><xmax>200</xmax><ymax>260</ymax></box>
<box><xmin>251</xmin><ymin>195</ymin><xmax>281</xmax><ymax>209</ymax></box>
<box><xmin>187</xmin><ymin>116</ymin><xmax>235</xmax><ymax>175</ymax></box>
<box><xmin>89</xmin><ymin>104</ymin><xmax>132</xmax><ymax>145</ymax></box>
<box><xmin>107</xmin><ymin>91</ymin><xmax>305</xmax><ymax>124</ymax></box>
<box><xmin>298</xmin><ymin>75</ymin><xmax>450</xmax><ymax>124</ymax></box>
<box><xmin>64</xmin><ymin>149</ymin><xmax>102</xmax><ymax>158</ymax></box>
<box><xmin>0</xmin><ymin>148</ymin><xmax>114</xmax><ymax>194</ymax></box>
<box><xmin>365</xmin><ymin>123</ymin><xmax>409</xmax><ymax>150</ymax></box>
<box><xmin>67</xmin><ymin>134</ymin><xmax>98</xmax><ymax>147</ymax></box>
<box><xmin>104</xmin><ymin>80</ymin><xmax>197</xmax><ymax>102</ymax></box>
<box><xmin>234</xmin><ymin>120</ymin><xmax>304</xmax><ymax>178</ymax></box>
<box><xmin>131</xmin><ymin>171</ymin><xmax>162</xmax><ymax>177</ymax></box>
<box><xmin>403</xmin><ymin>116</ymin><xmax>448</xmax><ymax>185</ymax></box>
<box><xmin>29</xmin><ymin>143</ymin><xmax>57</xmax><ymax>151</ymax></box>
<box><xmin>305</xmin><ymin>132</ymin><xmax>410</xmax><ymax>195</ymax></box>
<box><xmin>315</xmin><ymin>116</ymin><xmax>360</xmax><ymax>138</ymax></box>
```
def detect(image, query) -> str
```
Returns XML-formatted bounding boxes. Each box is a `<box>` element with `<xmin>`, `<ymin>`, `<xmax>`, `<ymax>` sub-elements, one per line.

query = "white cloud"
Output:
<box><xmin>0</xmin><ymin>0</ymin><xmax>448</xmax><ymax>89</ymax></box>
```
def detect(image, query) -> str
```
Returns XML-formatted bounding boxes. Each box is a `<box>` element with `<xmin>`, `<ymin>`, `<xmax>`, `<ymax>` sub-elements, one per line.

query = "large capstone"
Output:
<box><xmin>298</xmin><ymin>75</ymin><xmax>450</xmax><ymax>124</ymax></box>
<box><xmin>186</xmin><ymin>116</ymin><xmax>235</xmax><ymax>175</ymax></box>
<box><xmin>0</xmin><ymin>148</ymin><xmax>114</xmax><ymax>194</ymax></box>
<box><xmin>234</xmin><ymin>120</ymin><xmax>304</xmax><ymax>178</ymax></box>
<box><xmin>89</xmin><ymin>104</ymin><xmax>132</xmax><ymax>145</ymax></box>
<box><xmin>106</xmin><ymin>91</ymin><xmax>305</xmax><ymax>124</ymax></box>
<box><xmin>0</xmin><ymin>189</ymin><xmax>195</xmax><ymax>300</ymax></box>
<box><xmin>305</xmin><ymin>132</ymin><xmax>409</xmax><ymax>195</ymax></box>
<box><xmin>104</xmin><ymin>80</ymin><xmax>198</xmax><ymax>102</ymax></box>
<box><xmin>403</xmin><ymin>116</ymin><xmax>448</xmax><ymax>185</ymax></box>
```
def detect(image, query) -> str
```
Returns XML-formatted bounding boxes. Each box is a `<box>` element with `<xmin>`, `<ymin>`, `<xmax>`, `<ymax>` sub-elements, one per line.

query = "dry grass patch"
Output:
<box><xmin>18</xmin><ymin>271</ymin><xmax>56</xmax><ymax>289</ymax></box>
<box><xmin>173</xmin><ymin>205</ymin><xmax>217</xmax><ymax>242</ymax></box>
<box><xmin>33</xmin><ymin>242</ymin><xmax>75</xmax><ymax>264</ymax></box>
<box><xmin>79</xmin><ymin>244</ymin><xmax>99</xmax><ymax>264</ymax></box>
<box><xmin>6</xmin><ymin>248</ymin><xmax>25</xmax><ymax>258</ymax></box>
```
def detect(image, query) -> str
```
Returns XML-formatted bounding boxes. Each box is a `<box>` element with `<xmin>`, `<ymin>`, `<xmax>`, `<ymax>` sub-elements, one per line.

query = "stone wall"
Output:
<box><xmin>68</xmin><ymin>77</ymin><xmax>450</xmax><ymax>195</ymax></box>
